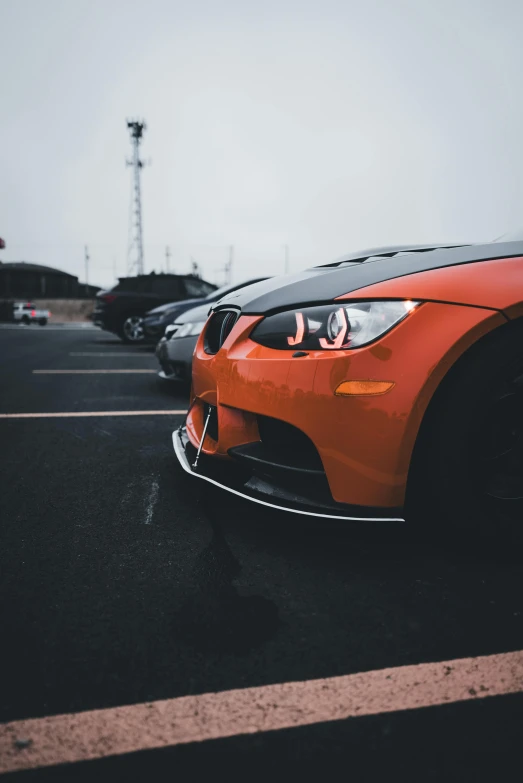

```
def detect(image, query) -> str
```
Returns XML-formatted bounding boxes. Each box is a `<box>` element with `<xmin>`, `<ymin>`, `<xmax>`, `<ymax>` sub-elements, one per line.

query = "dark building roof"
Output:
<box><xmin>0</xmin><ymin>261</ymin><xmax>78</xmax><ymax>278</ymax></box>
<box><xmin>0</xmin><ymin>261</ymin><xmax>99</xmax><ymax>298</ymax></box>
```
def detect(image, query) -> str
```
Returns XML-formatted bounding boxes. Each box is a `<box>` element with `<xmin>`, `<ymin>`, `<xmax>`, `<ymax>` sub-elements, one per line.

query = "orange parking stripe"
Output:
<box><xmin>1</xmin><ymin>650</ymin><xmax>522</xmax><ymax>773</ymax></box>
<box><xmin>0</xmin><ymin>411</ymin><xmax>187</xmax><ymax>418</ymax></box>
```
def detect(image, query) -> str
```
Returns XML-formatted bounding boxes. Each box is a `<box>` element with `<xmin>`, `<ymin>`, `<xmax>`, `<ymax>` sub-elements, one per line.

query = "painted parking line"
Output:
<box><xmin>0</xmin><ymin>411</ymin><xmax>187</xmax><ymax>419</ymax></box>
<box><xmin>1</xmin><ymin>650</ymin><xmax>522</xmax><ymax>774</ymax></box>
<box><xmin>32</xmin><ymin>369</ymin><xmax>156</xmax><ymax>374</ymax></box>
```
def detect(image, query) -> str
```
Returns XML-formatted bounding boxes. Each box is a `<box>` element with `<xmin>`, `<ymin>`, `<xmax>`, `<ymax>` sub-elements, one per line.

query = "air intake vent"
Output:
<box><xmin>204</xmin><ymin>310</ymin><xmax>239</xmax><ymax>354</ymax></box>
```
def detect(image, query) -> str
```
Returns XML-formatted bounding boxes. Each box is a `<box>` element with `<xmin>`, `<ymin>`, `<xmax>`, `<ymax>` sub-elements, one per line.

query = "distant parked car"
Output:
<box><xmin>93</xmin><ymin>273</ymin><xmax>217</xmax><ymax>344</ymax></box>
<box><xmin>144</xmin><ymin>278</ymin><xmax>269</xmax><ymax>344</ymax></box>
<box><xmin>143</xmin><ymin>299</ymin><xmax>206</xmax><ymax>344</ymax></box>
<box><xmin>155</xmin><ymin>278</ymin><xmax>270</xmax><ymax>382</ymax></box>
<box><xmin>12</xmin><ymin>302</ymin><xmax>50</xmax><ymax>325</ymax></box>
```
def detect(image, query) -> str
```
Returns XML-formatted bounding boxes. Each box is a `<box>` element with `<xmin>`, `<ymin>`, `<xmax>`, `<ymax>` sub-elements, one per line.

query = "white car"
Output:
<box><xmin>13</xmin><ymin>302</ymin><xmax>50</xmax><ymax>326</ymax></box>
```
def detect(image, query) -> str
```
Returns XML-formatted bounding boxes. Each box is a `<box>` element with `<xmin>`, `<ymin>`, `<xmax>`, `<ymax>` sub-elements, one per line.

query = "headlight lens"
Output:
<box><xmin>251</xmin><ymin>300</ymin><xmax>420</xmax><ymax>351</ymax></box>
<box><xmin>172</xmin><ymin>321</ymin><xmax>207</xmax><ymax>339</ymax></box>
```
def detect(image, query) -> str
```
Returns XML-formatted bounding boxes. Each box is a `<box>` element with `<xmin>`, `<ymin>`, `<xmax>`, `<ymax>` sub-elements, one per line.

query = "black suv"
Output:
<box><xmin>93</xmin><ymin>273</ymin><xmax>217</xmax><ymax>343</ymax></box>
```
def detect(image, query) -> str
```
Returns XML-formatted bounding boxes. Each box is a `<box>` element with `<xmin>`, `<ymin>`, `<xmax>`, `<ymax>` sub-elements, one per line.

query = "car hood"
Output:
<box><xmin>146</xmin><ymin>297</ymin><xmax>202</xmax><ymax>317</ymax></box>
<box><xmin>213</xmin><ymin>240</ymin><xmax>523</xmax><ymax>315</ymax></box>
<box><xmin>174</xmin><ymin>302</ymin><xmax>213</xmax><ymax>324</ymax></box>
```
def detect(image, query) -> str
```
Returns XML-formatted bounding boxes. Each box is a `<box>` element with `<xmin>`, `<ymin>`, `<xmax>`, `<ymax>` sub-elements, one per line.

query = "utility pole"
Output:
<box><xmin>84</xmin><ymin>245</ymin><xmax>90</xmax><ymax>295</ymax></box>
<box><xmin>126</xmin><ymin>119</ymin><xmax>147</xmax><ymax>276</ymax></box>
<box><xmin>165</xmin><ymin>245</ymin><xmax>171</xmax><ymax>273</ymax></box>
<box><xmin>284</xmin><ymin>244</ymin><xmax>290</xmax><ymax>274</ymax></box>
<box><xmin>190</xmin><ymin>257</ymin><xmax>200</xmax><ymax>278</ymax></box>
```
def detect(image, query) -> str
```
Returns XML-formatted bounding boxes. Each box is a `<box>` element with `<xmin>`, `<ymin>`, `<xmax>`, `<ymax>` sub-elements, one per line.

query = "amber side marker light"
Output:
<box><xmin>335</xmin><ymin>380</ymin><xmax>395</xmax><ymax>396</ymax></box>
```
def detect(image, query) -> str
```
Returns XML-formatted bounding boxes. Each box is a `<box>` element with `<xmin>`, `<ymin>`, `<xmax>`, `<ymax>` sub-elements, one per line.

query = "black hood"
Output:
<box><xmin>214</xmin><ymin>240</ymin><xmax>523</xmax><ymax>316</ymax></box>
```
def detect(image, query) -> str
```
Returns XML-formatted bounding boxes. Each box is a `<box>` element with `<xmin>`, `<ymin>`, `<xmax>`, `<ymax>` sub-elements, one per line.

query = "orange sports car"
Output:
<box><xmin>173</xmin><ymin>232</ymin><xmax>523</xmax><ymax>532</ymax></box>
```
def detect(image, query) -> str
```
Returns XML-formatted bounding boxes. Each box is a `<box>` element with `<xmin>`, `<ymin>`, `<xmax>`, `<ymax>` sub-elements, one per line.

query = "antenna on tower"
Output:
<box><xmin>126</xmin><ymin>119</ymin><xmax>147</xmax><ymax>276</ymax></box>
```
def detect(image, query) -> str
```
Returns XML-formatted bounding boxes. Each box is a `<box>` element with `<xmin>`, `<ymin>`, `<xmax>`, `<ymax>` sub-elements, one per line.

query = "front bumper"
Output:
<box><xmin>92</xmin><ymin>310</ymin><xmax>111</xmax><ymax>331</ymax></box>
<box><xmin>143</xmin><ymin>321</ymin><xmax>165</xmax><ymax>341</ymax></box>
<box><xmin>172</xmin><ymin>425</ymin><xmax>405</xmax><ymax>521</ymax></box>
<box><xmin>156</xmin><ymin>337</ymin><xmax>193</xmax><ymax>381</ymax></box>
<box><xmin>182</xmin><ymin>302</ymin><xmax>504</xmax><ymax>512</ymax></box>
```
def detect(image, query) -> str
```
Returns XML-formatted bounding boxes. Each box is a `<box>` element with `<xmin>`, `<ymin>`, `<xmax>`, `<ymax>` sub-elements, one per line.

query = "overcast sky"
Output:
<box><xmin>1</xmin><ymin>0</ymin><xmax>523</xmax><ymax>289</ymax></box>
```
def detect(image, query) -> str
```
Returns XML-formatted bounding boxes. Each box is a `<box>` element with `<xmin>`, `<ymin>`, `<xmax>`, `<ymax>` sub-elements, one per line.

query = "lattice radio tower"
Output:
<box><xmin>126</xmin><ymin>119</ymin><xmax>147</xmax><ymax>275</ymax></box>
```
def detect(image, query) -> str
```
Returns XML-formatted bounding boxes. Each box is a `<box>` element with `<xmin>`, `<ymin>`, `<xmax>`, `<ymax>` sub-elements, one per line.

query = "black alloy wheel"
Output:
<box><xmin>408</xmin><ymin>320</ymin><xmax>523</xmax><ymax>544</ymax></box>
<box><xmin>120</xmin><ymin>314</ymin><xmax>145</xmax><ymax>344</ymax></box>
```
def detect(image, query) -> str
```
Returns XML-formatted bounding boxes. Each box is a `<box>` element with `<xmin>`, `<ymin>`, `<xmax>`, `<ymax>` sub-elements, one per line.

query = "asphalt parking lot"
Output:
<box><xmin>1</xmin><ymin>325</ymin><xmax>523</xmax><ymax>781</ymax></box>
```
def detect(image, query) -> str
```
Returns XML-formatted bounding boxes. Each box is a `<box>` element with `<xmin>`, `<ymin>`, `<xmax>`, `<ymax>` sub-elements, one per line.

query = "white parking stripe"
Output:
<box><xmin>144</xmin><ymin>478</ymin><xmax>160</xmax><ymax>525</ymax></box>
<box><xmin>1</xmin><ymin>650</ymin><xmax>522</xmax><ymax>773</ymax></box>
<box><xmin>33</xmin><ymin>369</ymin><xmax>156</xmax><ymax>374</ymax></box>
<box><xmin>0</xmin><ymin>411</ymin><xmax>187</xmax><ymax>419</ymax></box>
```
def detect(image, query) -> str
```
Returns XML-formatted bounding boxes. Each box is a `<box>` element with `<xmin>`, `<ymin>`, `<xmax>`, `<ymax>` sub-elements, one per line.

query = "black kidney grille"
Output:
<box><xmin>204</xmin><ymin>310</ymin><xmax>239</xmax><ymax>354</ymax></box>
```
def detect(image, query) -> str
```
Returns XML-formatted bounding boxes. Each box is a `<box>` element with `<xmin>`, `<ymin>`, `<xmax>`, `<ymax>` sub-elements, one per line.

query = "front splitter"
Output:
<box><xmin>172</xmin><ymin>426</ymin><xmax>405</xmax><ymax>523</ymax></box>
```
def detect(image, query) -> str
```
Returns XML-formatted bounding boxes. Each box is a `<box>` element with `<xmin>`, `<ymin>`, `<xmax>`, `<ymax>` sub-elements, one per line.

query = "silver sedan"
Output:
<box><xmin>156</xmin><ymin>302</ymin><xmax>209</xmax><ymax>383</ymax></box>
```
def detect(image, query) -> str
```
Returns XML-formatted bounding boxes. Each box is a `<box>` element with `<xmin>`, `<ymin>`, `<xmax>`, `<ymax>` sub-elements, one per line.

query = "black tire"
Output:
<box><xmin>407</xmin><ymin>320</ymin><xmax>523</xmax><ymax>544</ymax></box>
<box><xmin>118</xmin><ymin>314</ymin><xmax>145</xmax><ymax>344</ymax></box>
<box><xmin>21</xmin><ymin>316</ymin><xmax>30</xmax><ymax>325</ymax></box>
<box><xmin>38</xmin><ymin>318</ymin><xmax>47</xmax><ymax>326</ymax></box>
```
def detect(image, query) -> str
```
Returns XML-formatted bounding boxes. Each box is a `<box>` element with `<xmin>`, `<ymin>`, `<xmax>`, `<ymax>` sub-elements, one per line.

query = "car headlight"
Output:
<box><xmin>172</xmin><ymin>321</ymin><xmax>207</xmax><ymax>339</ymax></box>
<box><xmin>250</xmin><ymin>300</ymin><xmax>420</xmax><ymax>351</ymax></box>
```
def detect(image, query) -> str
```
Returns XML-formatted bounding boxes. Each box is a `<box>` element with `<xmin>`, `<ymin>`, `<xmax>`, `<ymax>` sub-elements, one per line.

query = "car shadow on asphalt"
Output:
<box><xmin>89</xmin><ymin>338</ymin><xmax>156</xmax><ymax>352</ymax></box>
<box><xmin>170</xmin><ymin>517</ymin><xmax>281</xmax><ymax>655</ymax></box>
<box><xmin>197</xmin><ymin>483</ymin><xmax>523</xmax><ymax>568</ymax></box>
<box><xmin>89</xmin><ymin>338</ymin><xmax>129</xmax><ymax>345</ymax></box>
<box><xmin>162</xmin><ymin>482</ymin><xmax>523</xmax><ymax>682</ymax></box>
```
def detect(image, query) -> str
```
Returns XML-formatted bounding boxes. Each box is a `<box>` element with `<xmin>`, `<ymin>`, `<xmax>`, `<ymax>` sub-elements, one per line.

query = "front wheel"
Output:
<box><xmin>119</xmin><ymin>314</ymin><xmax>144</xmax><ymax>344</ymax></box>
<box><xmin>408</xmin><ymin>321</ymin><xmax>523</xmax><ymax>544</ymax></box>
